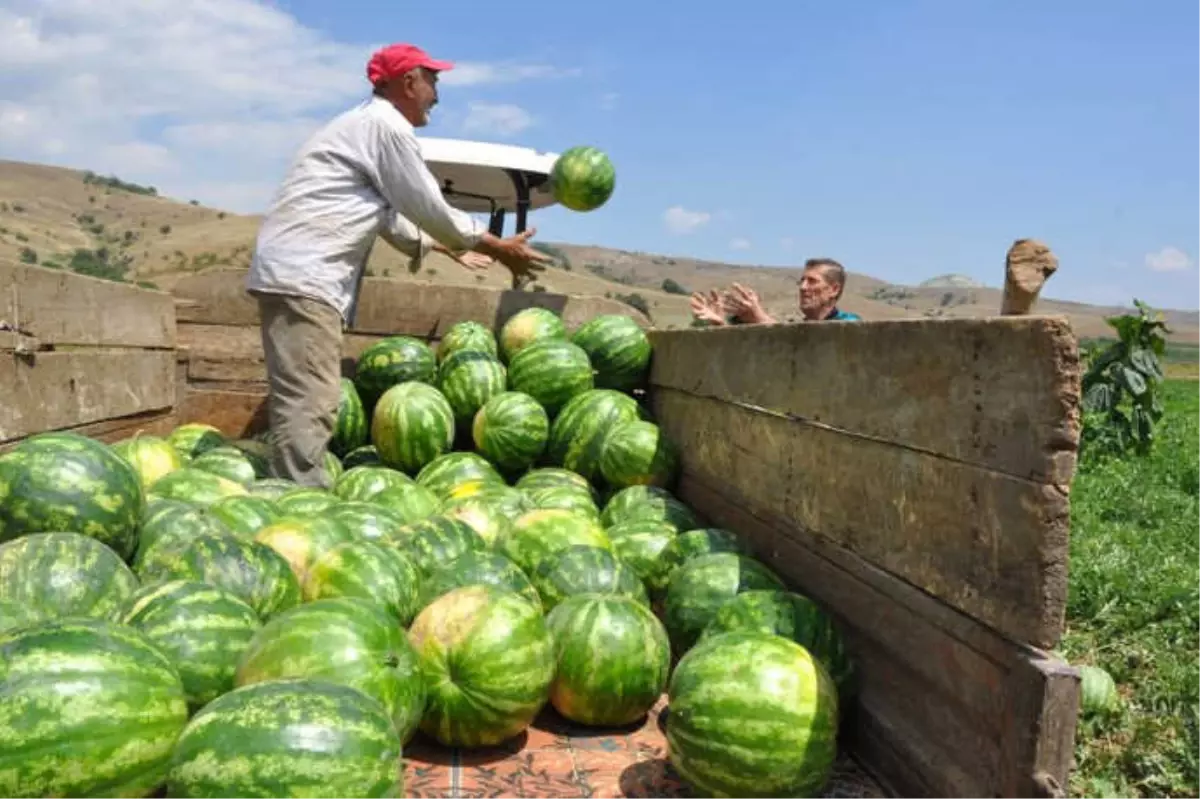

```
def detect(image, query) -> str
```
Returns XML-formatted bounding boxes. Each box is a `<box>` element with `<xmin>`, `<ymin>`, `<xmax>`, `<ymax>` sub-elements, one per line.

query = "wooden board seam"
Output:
<box><xmin>661</xmin><ymin>387</ymin><xmax>1073</xmax><ymax>491</ymax></box>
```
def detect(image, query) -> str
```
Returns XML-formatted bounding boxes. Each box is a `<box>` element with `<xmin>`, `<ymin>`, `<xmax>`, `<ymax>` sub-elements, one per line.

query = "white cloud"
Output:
<box><xmin>460</xmin><ymin>103</ymin><xmax>535</xmax><ymax>137</ymax></box>
<box><xmin>663</xmin><ymin>206</ymin><xmax>711</xmax><ymax>235</ymax></box>
<box><xmin>729</xmin><ymin>237</ymin><xmax>752</xmax><ymax>250</ymax></box>
<box><xmin>440</xmin><ymin>63</ymin><xmax>580</xmax><ymax>87</ymax></box>
<box><xmin>1144</xmin><ymin>246</ymin><xmax>1193</xmax><ymax>272</ymax></box>
<box><xmin>0</xmin><ymin>0</ymin><xmax>576</xmax><ymax>212</ymax></box>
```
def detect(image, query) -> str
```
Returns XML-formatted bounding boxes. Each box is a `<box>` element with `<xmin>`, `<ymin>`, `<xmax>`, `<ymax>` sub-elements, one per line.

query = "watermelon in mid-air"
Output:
<box><xmin>551</xmin><ymin>145</ymin><xmax>616</xmax><ymax>212</ymax></box>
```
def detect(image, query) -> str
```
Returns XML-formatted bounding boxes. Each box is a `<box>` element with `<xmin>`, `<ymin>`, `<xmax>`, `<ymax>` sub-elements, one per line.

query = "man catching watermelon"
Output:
<box><xmin>690</xmin><ymin>258</ymin><xmax>862</xmax><ymax>325</ymax></box>
<box><xmin>246</xmin><ymin>42</ymin><xmax>554</xmax><ymax>487</ymax></box>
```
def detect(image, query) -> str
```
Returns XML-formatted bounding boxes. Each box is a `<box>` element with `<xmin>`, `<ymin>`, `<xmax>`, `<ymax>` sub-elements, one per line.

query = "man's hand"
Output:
<box><xmin>690</xmin><ymin>289</ymin><xmax>729</xmax><ymax>325</ymax></box>
<box><xmin>725</xmin><ymin>282</ymin><xmax>774</xmax><ymax>324</ymax></box>
<box><xmin>475</xmin><ymin>228</ymin><xmax>553</xmax><ymax>288</ymax></box>
<box><xmin>451</xmin><ymin>250</ymin><xmax>495</xmax><ymax>271</ymax></box>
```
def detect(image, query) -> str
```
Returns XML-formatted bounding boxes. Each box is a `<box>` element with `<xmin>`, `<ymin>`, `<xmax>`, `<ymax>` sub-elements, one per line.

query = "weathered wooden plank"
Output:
<box><xmin>170</xmin><ymin>269</ymin><xmax>650</xmax><ymax>332</ymax></box>
<box><xmin>0</xmin><ymin>408</ymin><xmax>178</xmax><ymax>454</ymax></box>
<box><xmin>1</xmin><ymin>350</ymin><xmax>176</xmax><ymax>444</ymax></box>
<box><xmin>177</xmin><ymin>323</ymin><xmax>386</xmax><ymax>386</ymax></box>
<box><xmin>646</xmin><ymin>316</ymin><xmax>1082</xmax><ymax>484</ymax></box>
<box><xmin>179</xmin><ymin>388</ymin><xmax>269</xmax><ymax>439</ymax></box>
<box><xmin>651</xmin><ymin>387</ymin><xmax>1069</xmax><ymax>649</ymax></box>
<box><xmin>0</xmin><ymin>261</ymin><xmax>175</xmax><ymax>349</ymax></box>
<box><xmin>673</xmin><ymin>462</ymin><xmax>1079</xmax><ymax>798</ymax></box>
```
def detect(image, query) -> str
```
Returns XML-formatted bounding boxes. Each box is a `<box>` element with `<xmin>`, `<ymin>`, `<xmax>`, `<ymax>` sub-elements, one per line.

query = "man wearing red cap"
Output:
<box><xmin>247</xmin><ymin>42</ymin><xmax>553</xmax><ymax>488</ymax></box>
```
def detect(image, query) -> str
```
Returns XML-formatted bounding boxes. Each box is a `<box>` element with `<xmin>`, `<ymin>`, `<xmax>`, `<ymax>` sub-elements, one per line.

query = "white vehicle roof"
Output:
<box><xmin>416</xmin><ymin>136</ymin><xmax>560</xmax><ymax>215</ymax></box>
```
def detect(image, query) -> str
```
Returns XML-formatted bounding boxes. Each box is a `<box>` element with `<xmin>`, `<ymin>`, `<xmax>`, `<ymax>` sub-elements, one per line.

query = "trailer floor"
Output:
<box><xmin>403</xmin><ymin>695</ymin><xmax>886</xmax><ymax>798</ymax></box>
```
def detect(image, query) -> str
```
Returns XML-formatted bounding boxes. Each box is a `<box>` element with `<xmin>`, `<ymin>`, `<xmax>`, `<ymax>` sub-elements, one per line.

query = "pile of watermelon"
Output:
<box><xmin>0</xmin><ymin>307</ymin><xmax>854</xmax><ymax>799</ymax></box>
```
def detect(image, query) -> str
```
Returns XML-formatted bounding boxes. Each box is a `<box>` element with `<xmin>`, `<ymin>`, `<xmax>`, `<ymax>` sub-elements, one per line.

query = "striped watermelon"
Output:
<box><xmin>545</xmin><ymin>594</ymin><xmax>669</xmax><ymax>726</ymax></box>
<box><xmin>408</xmin><ymin>585</ymin><xmax>555</xmax><ymax>747</ymax></box>
<box><xmin>342</xmin><ymin>444</ymin><xmax>383</xmax><ymax>468</ymax></box>
<box><xmin>192</xmin><ymin>445</ymin><xmax>267</xmax><ymax>486</ymax></box>
<box><xmin>0</xmin><ymin>532</ymin><xmax>138</xmax><ymax>623</ymax></box>
<box><xmin>0</xmin><ymin>599</ymin><xmax>37</xmax><ymax>633</ymax></box>
<box><xmin>112</xmin><ymin>434</ymin><xmax>184</xmax><ymax>489</ymax></box>
<box><xmin>664</xmin><ymin>553</ymin><xmax>786</xmax><ymax>653</ymax></box>
<box><xmin>601</xmin><ymin>485</ymin><xmax>702</xmax><ymax>532</ymax></box>
<box><xmin>550</xmin><ymin>145</ymin><xmax>616</xmax><ymax>212</ymax></box>
<box><xmin>333</xmin><ymin>464</ymin><xmax>414</xmax><ymax>502</ymax></box>
<box><xmin>354</xmin><ymin>335</ymin><xmax>438</xmax><ymax>410</ymax></box>
<box><xmin>304</xmin><ymin>539</ymin><xmax>423</xmax><ymax>625</ymax></box>
<box><xmin>275</xmin><ymin>486</ymin><xmax>340</xmax><ymax>515</ymax></box>
<box><xmin>372</xmin><ymin>483</ymin><xmax>441</xmax><ymax>525</ymax></box>
<box><xmin>137</xmin><ymin>531</ymin><xmax>301</xmax><ymax>619</ymax></box>
<box><xmin>419</xmin><ymin>550</ymin><xmax>543</xmax><ymax>613</ymax></box>
<box><xmin>498</xmin><ymin>307</ymin><xmax>567</xmax><ymax>362</ymax></box>
<box><xmin>599</xmin><ymin>420</ymin><xmax>681</xmax><ymax>489</ymax></box>
<box><xmin>667</xmin><ymin>631</ymin><xmax>840</xmax><ymax>798</ymax></box>
<box><xmin>606</xmin><ymin>519</ymin><xmax>679</xmax><ymax>597</ymax></box>
<box><xmin>0</xmin><ymin>618</ymin><xmax>189</xmax><ymax>798</ymax></box>
<box><xmin>134</xmin><ymin>499</ymin><xmax>231</xmax><ymax>569</ymax></box>
<box><xmin>500</xmin><ymin>508</ymin><xmax>612</xmax><ymax>577</ymax></box>
<box><xmin>545</xmin><ymin>389</ymin><xmax>642</xmax><ymax>481</ymax></box>
<box><xmin>700</xmin><ymin>589</ymin><xmax>855</xmax><ymax>699</ymax></box>
<box><xmin>324</xmin><ymin>450</ymin><xmax>345</xmax><ymax>482</ymax></box>
<box><xmin>441</xmin><ymin>491</ymin><xmax>520</xmax><ymax>547</ymax></box>
<box><xmin>371</xmin><ymin>381</ymin><xmax>456</xmax><ymax>474</ymax></box>
<box><xmin>254</xmin><ymin>515</ymin><xmax>354</xmax><ymax>585</ymax></box>
<box><xmin>525</xmin><ymin>484</ymin><xmax>601</xmax><ymax>520</ymax></box>
<box><xmin>531</xmin><ymin>544</ymin><xmax>649</xmax><ymax>612</ymax></box>
<box><xmin>168</xmin><ymin>422</ymin><xmax>227</xmax><ymax>460</ymax></box>
<box><xmin>149</xmin><ymin>466</ymin><xmax>249</xmax><ymax>507</ymax></box>
<box><xmin>472</xmin><ymin>391</ymin><xmax>550</xmax><ymax>473</ymax></box>
<box><xmin>438</xmin><ymin>350</ymin><xmax>508</xmax><ymax>425</ymax></box>
<box><xmin>391</xmin><ymin>515</ymin><xmax>486</xmax><ymax>576</ymax></box>
<box><xmin>246</xmin><ymin>477</ymin><xmax>298</xmax><ymax>500</ymax></box>
<box><xmin>118</xmin><ymin>579</ymin><xmax>261</xmax><ymax>711</ymax></box>
<box><xmin>322</xmin><ymin>500</ymin><xmax>406</xmax><ymax>541</ymax></box>
<box><xmin>208</xmin><ymin>494</ymin><xmax>281</xmax><ymax>538</ymax></box>
<box><xmin>0</xmin><ymin>431</ymin><xmax>145</xmax><ymax>559</ymax></box>
<box><xmin>516</xmin><ymin>467</ymin><xmax>597</xmax><ymax>498</ymax></box>
<box><xmin>438</xmin><ymin>320</ymin><xmax>498</xmax><ymax>363</ymax></box>
<box><xmin>331</xmin><ymin>377</ymin><xmax>369</xmax><ymax>456</ymax></box>
<box><xmin>166</xmin><ymin>679</ymin><xmax>403</xmax><ymax>798</ymax></box>
<box><xmin>235</xmin><ymin>597</ymin><xmax>427</xmax><ymax>744</ymax></box>
<box><xmin>507</xmin><ymin>339</ymin><xmax>595</xmax><ymax>416</ymax></box>
<box><xmin>415</xmin><ymin>451</ymin><xmax>505</xmax><ymax>501</ymax></box>
<box><xmin>659</xmin><ymin>527</ymin><xmax>751</xmax><ymax>578</ymax></box>
<box><xmin>570</xmin><ymin>314</ymin><xmax>652</xmax><ymax>391</ymax></box>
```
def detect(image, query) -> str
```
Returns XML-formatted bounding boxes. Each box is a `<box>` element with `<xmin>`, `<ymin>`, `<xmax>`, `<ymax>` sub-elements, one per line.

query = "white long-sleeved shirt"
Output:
<box><xmin>246</xmin><ymin>95</ymin><xmax>487</xmax><ymax>322</ymax></box>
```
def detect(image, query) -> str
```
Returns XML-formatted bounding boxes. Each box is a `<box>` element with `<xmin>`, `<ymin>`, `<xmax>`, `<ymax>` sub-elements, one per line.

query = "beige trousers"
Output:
<box><xmin>256</xmin><ymin>292</ymin><xmax>344</xmax><ymax>489</ymax></box>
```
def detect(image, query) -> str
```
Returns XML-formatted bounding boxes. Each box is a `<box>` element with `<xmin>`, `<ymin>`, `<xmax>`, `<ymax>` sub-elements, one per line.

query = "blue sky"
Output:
<box><xmin>1</xmin><ymin>0</ymin><xmax>1196</xmax><ymax>309</ymax></box>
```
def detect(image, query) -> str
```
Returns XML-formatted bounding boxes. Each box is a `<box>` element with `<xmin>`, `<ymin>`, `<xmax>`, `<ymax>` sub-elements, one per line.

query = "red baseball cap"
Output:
<box><xmin>366</xmin><ymin>43</ymin><xmax>454</xmax><ymax>86</ymax></box>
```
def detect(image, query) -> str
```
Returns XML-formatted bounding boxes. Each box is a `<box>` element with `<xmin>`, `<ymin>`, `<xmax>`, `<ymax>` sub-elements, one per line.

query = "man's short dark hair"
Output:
<box><xmin>803</xmin><ymin>257</ymin><xmax>846</xmax><ymax>299</ymax></box>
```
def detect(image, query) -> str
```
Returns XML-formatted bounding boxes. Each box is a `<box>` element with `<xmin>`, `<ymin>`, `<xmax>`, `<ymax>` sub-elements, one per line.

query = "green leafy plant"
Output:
<box><xmin>1080</xmin><ymin>300</ymin><xmax>1171</xmax><ymax>457</ymax></box>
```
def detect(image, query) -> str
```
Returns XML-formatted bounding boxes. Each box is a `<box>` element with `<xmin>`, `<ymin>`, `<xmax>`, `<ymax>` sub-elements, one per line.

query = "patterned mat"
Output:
<box><xmin>403</xmin><ymin>695</ymin><xmax>886</xmax><ymax>798</ymax></box>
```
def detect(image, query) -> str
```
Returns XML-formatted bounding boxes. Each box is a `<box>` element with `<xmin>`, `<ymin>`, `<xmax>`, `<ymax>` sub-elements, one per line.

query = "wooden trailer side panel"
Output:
<box><xmin>0</xmin><ymin>261</ymin><xmax>178</xmax><ymax>450</ymax></box>
<box><xmin>647</xmin><ymin>318</ymin><xmax>1082</xmax><ymax>798</ymax></box>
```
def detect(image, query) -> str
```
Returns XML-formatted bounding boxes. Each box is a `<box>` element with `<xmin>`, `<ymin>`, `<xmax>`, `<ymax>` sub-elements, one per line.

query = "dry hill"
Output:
<box><xmin>1</xmin><ymin>158</ymin><xmax>1196</xmax><ymax>344</ymax></box>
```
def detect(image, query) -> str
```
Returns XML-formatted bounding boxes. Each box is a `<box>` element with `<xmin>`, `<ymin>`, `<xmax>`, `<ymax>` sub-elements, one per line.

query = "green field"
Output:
<box><xmin>1063</xmin><ymin>379</ymin><xmax>1199</xmax><ymax>798</ymax></box>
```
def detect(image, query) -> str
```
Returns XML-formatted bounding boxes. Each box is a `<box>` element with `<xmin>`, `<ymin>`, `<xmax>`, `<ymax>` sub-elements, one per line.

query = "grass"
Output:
<box><xmin>1062</xmin><ymin>379</ymin><xmax>1199</xmax><ymax>798</ymax></box>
